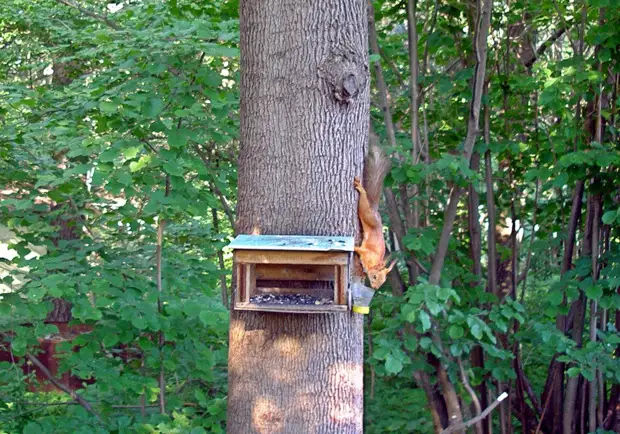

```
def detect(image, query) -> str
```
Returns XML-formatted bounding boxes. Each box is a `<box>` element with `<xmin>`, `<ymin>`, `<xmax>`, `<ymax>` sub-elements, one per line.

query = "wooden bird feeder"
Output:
<box><xmin>228</xmin><ymin>235</ymin><xmax>353</xmax><ymax>313</ymax></box>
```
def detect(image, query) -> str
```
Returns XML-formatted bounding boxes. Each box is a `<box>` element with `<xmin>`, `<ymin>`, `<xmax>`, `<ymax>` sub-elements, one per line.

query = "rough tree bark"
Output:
<box><xmin>227</xmin><ymin>1</ymin><xmax>369</xmax><ymax>433</ymax></box>
<box><xmin>45</xmin><ymin>60</ymin><xmax>82</xmax><ymax>324</ymax></box>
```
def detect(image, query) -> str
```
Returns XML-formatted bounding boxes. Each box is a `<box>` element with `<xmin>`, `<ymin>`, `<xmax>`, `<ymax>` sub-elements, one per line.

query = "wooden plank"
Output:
<box><xmin>244</xmin><ymin>264</ymin><xmax>255</xmax><ymax>303</ymax></box>
<box><xmin>334</xmin><ymin>266</ymin><xmax>339</xmax><ymax>304</ymax></box>
<box><xmin>234</xmin><ymin>302</ymin><xmax>348</xmax><ymax>314</ymax></box>
<box><xmin>236</xmin><ymin>263</ymin><xmax>244</xmax><ymax>304</ymax></box>
<box><xmin>236</xmin><ymin>250</ymin><xmax>348</xmax><ymax>265</ymax></box>
<box><xmin>255</xmin><ymin>264</ymin><xmax>335</xmax><ymax>281</ymax></box>
<box><xmin>337</xmin><ymin>264</ymin><xmax>347</xmax><ymax>305</ymax></box>
<box><xmin>228</xmin><ymin>234</ymin><xmax>354</xmax><ymax>252</ymax></box>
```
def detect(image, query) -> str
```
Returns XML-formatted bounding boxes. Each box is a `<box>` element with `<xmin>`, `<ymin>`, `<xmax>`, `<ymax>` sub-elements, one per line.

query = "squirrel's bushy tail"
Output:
<box><xmin>363</xmin><ymin>134</ymin><xmax>391</xmax><ymax>209</ymax></box>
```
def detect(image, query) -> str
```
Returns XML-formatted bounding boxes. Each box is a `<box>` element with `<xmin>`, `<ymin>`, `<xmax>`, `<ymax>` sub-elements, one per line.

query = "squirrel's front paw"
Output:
<box><xmin>353</xmin><ymin>177</ymin><xmax>361</xmax><ymax>189</ymax></box>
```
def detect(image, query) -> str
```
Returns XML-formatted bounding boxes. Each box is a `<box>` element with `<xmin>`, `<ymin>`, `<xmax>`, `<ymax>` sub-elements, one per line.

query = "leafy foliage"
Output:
<box><xmin>365</xmin><ymin>0</ymin><xmax>620</xmax><ymax>432</ymax></box>
<box><xmin>1</xmin><ymin>0</ymin><xmax>619</xmax><ymax>433</ymax></box>
<box><xmin>1</xmin><ymin>0</ymin><xmax>237</xmax><ymax>431</ymax></box>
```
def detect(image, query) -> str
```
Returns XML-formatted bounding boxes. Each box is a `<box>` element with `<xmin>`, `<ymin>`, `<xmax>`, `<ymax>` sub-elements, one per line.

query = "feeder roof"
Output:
<box><xmin>227</xmin><ymin>234</ymin><xmax>354</xmax><ymax>252</ymax></box>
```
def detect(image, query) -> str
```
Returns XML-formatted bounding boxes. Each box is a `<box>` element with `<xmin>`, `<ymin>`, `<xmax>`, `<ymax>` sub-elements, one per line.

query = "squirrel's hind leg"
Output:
<box><xmin>355</xmin><ymin>178</ymin><xmax>381</xmax><ymax>228</ymax></box>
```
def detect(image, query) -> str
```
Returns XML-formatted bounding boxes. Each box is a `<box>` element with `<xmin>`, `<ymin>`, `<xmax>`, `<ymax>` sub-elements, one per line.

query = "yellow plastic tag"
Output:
<box><xmin>352</xmin><ymin>305</ymin><xmax>369</xmax><ymax>314</ymax></box>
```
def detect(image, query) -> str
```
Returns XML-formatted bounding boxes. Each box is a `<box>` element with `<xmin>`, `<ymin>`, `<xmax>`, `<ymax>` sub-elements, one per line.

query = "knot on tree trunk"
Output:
<box><xmin>319</xmin><ymin>46</ymin><xmax>368</xmax><ymax>104</ymax></box>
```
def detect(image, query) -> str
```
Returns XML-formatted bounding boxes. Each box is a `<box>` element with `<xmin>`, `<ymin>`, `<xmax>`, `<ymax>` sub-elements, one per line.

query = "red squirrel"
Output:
<box><xmin>354</xmin><ymin>143</ymin><xmax>396</xmax><ymax>289</ymax></box>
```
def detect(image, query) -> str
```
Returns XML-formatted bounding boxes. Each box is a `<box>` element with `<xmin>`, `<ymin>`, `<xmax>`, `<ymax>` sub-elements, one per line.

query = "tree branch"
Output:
<box><xmin>25</xmin><ymin>353</ymin><xmax>104</xmax><ymax>424</ymax></box>
<box><xmin>441</xmin><ymin>393</ymin><xmax>508</xmax><ymax>434</ymax></box>
<box><xmin>518</xmin><ymin>179</ymin><xmax>540</xmax><ymax>301</ymax></box>
<box><xmin>68</xmin><ymin>196</ymin><xmax>97</xmax><ymax>241</ymax></box>
<box><xmin>377</xmin><ymin>46</ymin><xmax>406</xmax><ymax>88</ymax></box>
<box><xmin>458</xmin><ymin>358</ymin><xmax>483</xmax><ymax>431</ymax></box>
<box><xmin>13</xmin><ymin>401</ymin><xmax>79</xmax><ymax>407</ymax></box>
<box><xmin>428</xmin><ymin>186</ymin><xmax>464</xmax><ymax>284</ymax></box>
<box><xmin>54</xmin><ymin>0</ymin><xmax>122</xmax><ymax>31</ymax></box>
<box><xmin>194</xmin><ymin>145</ymin><xmax>235</xmax><ymax>228</ymax></box>
<box><xmin>422</xmin><ymin>0</ymin><xmax>439</xmax><ymax>76</ymax></box>
<box><xmin>428</xmin><ymin>0</ymin><xmax>492</xmax><ymax>285</ymax></box>
<box><xmin>210</xmin><ymin>183</ymin><xmax>235</xmax><ymax>230</ymax></box>
<box><xmin>550</xmin><ymin>0</ymin><xmax>578</xmax><ymax>53</ymax></box>
<box><xmin>523</xmin><ymin>26</ymin><xmax>568</xmax><ymax>69</ymax></box>
<box><xmin>156</xmin><ymin>175</ymin><xmax>170</xmax><ymax>415</ymax></box>
<box><xmin>419</xmin><ymin>58</ymin><xmax>461</xmax><ymax>104</ymax></box>
<box><xmin>368</xmin><ymin>0</ymin><xmax>421</xmax><ymax>288</ymax></box>
<box><xmin>407</xmin><ymin>0</ymin><xmax>424</xmax><ymax>164</ymax></box>
<box><xmin>212</xmin><ymin>207</ymin><xmax>229</xmax><ymax>309</ymax></box>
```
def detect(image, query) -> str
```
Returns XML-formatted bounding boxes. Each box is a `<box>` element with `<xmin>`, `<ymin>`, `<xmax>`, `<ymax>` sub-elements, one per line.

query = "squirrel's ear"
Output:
<box><xmin>386</xmin><ymin>259</ymin><xmax>397</xmax><ymax>273</ymax></box>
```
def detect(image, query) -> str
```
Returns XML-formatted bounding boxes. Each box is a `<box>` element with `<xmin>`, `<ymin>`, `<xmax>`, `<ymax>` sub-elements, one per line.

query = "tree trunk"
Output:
<box><xmin>228</xmin><ymin>1</ymin><xmax>369</xmax><ymax>433</ymax></box>
<box><xmin>468</xmin><ymin>151</ymin><xmax>487</xmax><ymax>434</ymax></box>
<box><xmin>541</xmin><ymin>180</ymin><xmax>584</xmax><ymax>433</ymax></box>
<box><xmin>45</xmin><ymin>203</ymin><xmax>78</xmax><ymax>323</ymax></box>
<box><xmin>44</xmin><ymin>60</ymin><xmax>82</xmax><ymax>324</ymax></box>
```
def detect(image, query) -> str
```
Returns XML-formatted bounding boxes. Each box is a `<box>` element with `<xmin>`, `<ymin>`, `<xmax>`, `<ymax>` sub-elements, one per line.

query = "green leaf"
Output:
<box><xmin>373</xmin><ymin>345</ymin><xmax>389</xmax><ymax>361</ymax></box>
<box><xmin>99</xmin><ymin>101</ymin><xmax>118</xmax><ymax>113</ymax></box>
<box><xmin>547</xmin><ymin>290</ymin><xmax>564</xmax><ymax>306</ymax></box>
<box><xmin>602</xmin><ymin>210</ymin><xmax>618</xmax><ymax>225</ymax></box>
<box><xmin>184</xmin><ymin>301</ymin><xmax>202</xmax><ymax>318</ymax></box>
<box><xmin>448</xmin><ymin>324</ymin><xmax>464</xmax><ymax>339</ymax></box>
<box><xmin>426</xmin><ymin>301</ymin><xmax>443</xmax><ymax>316</ymax></box>
<box><xmin>585</xmin><ymin>285</ymin><xmax>603</xmax><ymax>300</ymax></box>
<box><xmin>122</xmin><ymin>146</ymin><xmax>142</xmax><ymax>159</ymax></box>
<box><xmin>28</xmin><ymin>286</ymin><xmax>46</xmax><ymax>301</ymax></box>
<box><xmin>117</xmin><ymin>171</ymin><xmax>133</xmax><ymax>186</ymax></box>
<box><xmin>130</xmin><ymin>155</ymin><xmax>152</xmax><ymax>172</ymax></box>
<box><xmin>100</xmin><ymin>147</ymin><xmax>120</xmax><ymax>163</ymax></box>
<box><xmin>204</xmin><ymin>44</ymin><xmax>239</xmax><ymax>57</ymax></box>
<box><xmin>195</xmin><ymin>389</ymin><xmax>207</xmax><ymax>405</ymax></box>
<box><xmin>599</xmin><ymin>296</ymin><xmax>613</xmax><ymax>310</ymax></box>
<box><xmin>552</xmin><ymin>173</ymin><xmax>568</xmax><ymax>188</ymax></box>
<box><xmin>437</xmin><ymin>286</ymin><xmax>453</xmax><ymax>302</ymax></box>
<box><xmin>163</xmin><ymin>162</ymin><xmax>184</xmax><ymax>177</ymax></box>
<box><xmin>132</xmin><ymin>317</ymin><xmax>147</xmax><ymax>330</ymax></box>
<box><xmin>470</xmin><ymin>323</ymin><xmax>483</xmax><ymax>340</ymax></box>
<box><xmin>494</xmin><ymin>318</ymin><xmax>508</xmax><ymax>333</ymax></box>
<box><xmin>103</xmin><ymin>333</ymin><xmax>119</xmax><ymax>347</ymax></box>
<box><xmin>581</xmin><ymin>369</ymin><xmax>594</xmax><ymax>381</ymax></box>
<box><xmin>404</xmin><ymin>336</ymin><xmax>418</xmax><ymax>352</ymax></box>
<box><xmin>199</xmin><ymin>310</ymin><xmax>216</xmax><ymax>326</ymax></box>
<box><xmin>23</xmin><ymin>422</ymin><xmax>43</xmax><ymax>434</ymax></box>
<box><xmin>168</xmin><ymin>129</ymin><xmax>190</xmax><ymax>148</ymax></box>
<box><xmin>419</xmin><ymin>310</ymin><xmax>431</xmax><ymax>332</ymax></box>
<box><xmin>143</xmin><ymin>98</ymin><xmax>164</xmax><ymax>118</ymax></box>
<box><xmin>419</xmin><ymin>337</ymin><xmax>433</xmax><ymax>350</ymax></box>
<box><xmin>385</xmin><ymin>354</ymin><xmax>404</xmax><ymax>374</ymax></box>
<box><xmin>450</xmin><ymin>343</ymin><xmax>463</xmax><ymax>357</ymax></box>
<box><xmin>401</xmin><ymin>304</ymin><xmax>417</xmax><ymax>323</ymax></box>
<box><xmin>79</xmin><ymin>345</ymin><xmax>94</xmax><ymax>361</ymax></box>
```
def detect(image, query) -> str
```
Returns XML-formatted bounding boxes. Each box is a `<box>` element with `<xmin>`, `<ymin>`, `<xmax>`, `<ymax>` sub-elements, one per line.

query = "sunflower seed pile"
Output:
<box><xmin>250</xmin><ymin>294</ymin><xmax>334</xmax><ymax>305</ymax></box>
